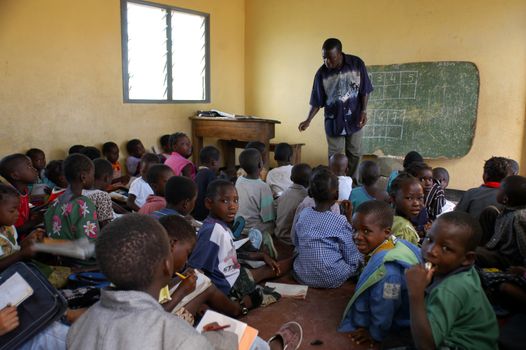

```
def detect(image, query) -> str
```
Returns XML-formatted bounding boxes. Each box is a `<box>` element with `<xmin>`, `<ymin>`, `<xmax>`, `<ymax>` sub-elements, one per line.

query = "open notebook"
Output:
<box><xmin>159</xmin><ymin>270</ymin><xmax>212</xmax><ymax>313</ymax></box>
<box><xmin>196</xmin><ymin>310</ymin><xmax>258</xmax><ymax>350</ymax></box>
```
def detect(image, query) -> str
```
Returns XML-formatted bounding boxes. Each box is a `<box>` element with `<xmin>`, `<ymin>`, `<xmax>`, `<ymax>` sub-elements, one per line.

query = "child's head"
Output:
<box><xmin>352</xmin><ymin>200</ymin><xmax>393</xmax><ymax>255</ymax></box>
<box><xmin>497</xmin><ymin>175</ymin><xmax>526</xmax><ymax>207</ymax></box>
<box><xmin>358</xmin><ymin>160</ymin><xmax>380</xmax><ymax>186</ymax></box>
<box><xmin>96</xmin><ymin>214</ymin><xmax>172</xmax><ymax>291</ymax></box>
<box><xmin>165</xmin><ymin>176</ymin><xmax>197</xmax><ymax>215</ymax></box>
<box><xmin>93</xmin><ymin>159</ymin><xmax>114</xmax><ymax>189</ymax></box>
<box><xmin>79</xmin><ymin>146</ymin><xmax>102</xmax><ymax>161</ymax></box>
<box><xmin>45</xmin><ymin>160</ymin><xmax>68</xmax><ymax>188</ymax></box>
<box><xmin>422</xmin><ymin>211</ymin><xmax>481</xmax><ymax>276</ymax></box>
<box><xmin>482</xmin><ymin>156</ymin><xmax>510</xmax><ymax>183</ymax></box>
<box><xmin>245</xmin><ymin>141</ymin><xmax>267</xmax><ymax>164</ymax></box>
<box><xmin>63</xmin><ymin>154</ymin><xmax>95</xmax><ymax>189</ymax></box>
<box><xmin>402</xmin><ymin>151</ymin><xmax>424</xmax><ymax>170</ymax></box>
<box><xmin>0</xmin><ymin>154</ymin><xmax>38</xmax><ymax>186</ymax></box>
<box><xmin>68</xmin><ymin>145</ymin><xmax>84</xmax><ymax>155</ymax></box>
<box><xmin>169</xmin><ymin>132</ymin><xmax>192</xmax><ymax>159</ymax></box>
<box><xmin>406</xmin><ymin>162</ymin><xmax>433</xmax><ymax>194</ymax></box>
<box><xmin>145</xmin><ymin>164</ymin><xmax>174</xmax><ymax>197</ymax></box>
<box><xmin>160</xmin><ymin>134</ymin><xmax>171</xmax><ymax>154</ymax></box>
<box><xmin>199</xmin><ymin>146</ymin><xmax>220</xmax><ymax>171</ymax></box>
<box><xmin>390</xmin><ymin>173</ymin><xmax>424</xmax><ymax>220</ymax></box>
<box><xmin>26</xmin><ymin>148</ymin><xmax>46</xmax><ymax>173</ymax></box>
<box><xmin>102</xmin><ymin>142</ymin><xmax>120</xmax><ymax>164</ymax></box>
<box><xmin>139</xmin><ymin>153</ymin><xmax>161</xmax><ymax>178</ymax></box>
<box><xmin>329</xmin><ymin>153</ymin><xmax>349</xmax><ymax>177</ymax></box>
<box><xmin>0</xmin><ymin>184</ymin><xmax>20</xmax><ymax>226</ymax></box>
<box><xmin>274</xmin><ymin>143</ymin><xmax>292</xmax><ymax>164</ymax></box>
<box><xmin>308</xmin><ymin>167</ymin><xmax>338</xmax><ymax>203</ymax></box>
<box><xmin>205</xmin><ymin>179</ymin><xmax>238</xmax><ymax>223</ymax></box>
<box><xmin>126</xmin><ymin>139</ymin><xmax>145</xmax><ymax>158</ymax></box>
<box><xmin>239</xmin><ymin>148</ymin><xmax>262</xmax><ymax>176</ymax></box>
<box><xmin>290</xmin><ymin>163</ymin><xmax>312</xmax><ymax>188</ymax></box>
<box><xmin>432</xmin><ymin>167</ymin><xmax>449</xmax><ymax>190</ymax></box>
<box><xmin>506</xmin><ymin>158</ymin><xmax>519</xmax><ymax>176</ymax></box>
<box><xmin>159</xmin><ymin>215</ymin><xmax>196</xmax><ymax>272</ymax></box>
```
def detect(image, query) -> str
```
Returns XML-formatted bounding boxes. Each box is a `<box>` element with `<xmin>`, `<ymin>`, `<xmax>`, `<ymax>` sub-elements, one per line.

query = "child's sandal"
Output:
<box><xmin>267</xmin><ymin>321</ymin><xmax>303</xmax><ymax>350</ymax></box>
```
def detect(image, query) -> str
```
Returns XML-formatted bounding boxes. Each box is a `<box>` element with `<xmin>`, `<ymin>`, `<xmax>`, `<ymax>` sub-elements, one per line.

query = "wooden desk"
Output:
<box><xmin>190</xmin><ymin>116</ymin><xmax>280</xmax><ymax>170</ymax></box>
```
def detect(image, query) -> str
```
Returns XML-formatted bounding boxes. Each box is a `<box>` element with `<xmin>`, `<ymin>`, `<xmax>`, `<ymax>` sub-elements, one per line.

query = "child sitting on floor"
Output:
<box><xmin>127</xmin><ymin>153</ymin><xmax>160</xmax><ymax>211</ymax></box>
<box><xmin>158</xmin><ymin>134</ymin><xmax>171</xmax><ymax>163</ymax></box>
<box><xmin>67</xmin><ymin>214</ymin><xmax>216</xmax><ymax>349</ymax></box>
<box><xmin>389</xmin><ymin>173</ymin><xmax>424</xmax><ymax>245</ymax></box>
<box><xmin>455</xmin><ymin>156</ymin><xmax>510</xmax><ymax>220</ymax></box>
<box><xmin>79</xmin><ymin>146</ymin><xmax>101</xmax><ymax>160</ymax></box>
<box><xmin>189</xmin><ymin>180</ymin><xmax>292</xmax><ymax>309</ymax></box>
<box><xmin>266</xmin><ymin>143</ymin><xmax>293</xmax><ymax>198</ymax></box>
<box><xmin>151</xmin><ymin>176</ymin><xmax>197</xmax><ymax>220</ymax></box>
<box><xmin>237</xmin><ymin>141</ymin><xmax>269</xmax><ymax>181</ymax></box>
<box><xmin>44</xmin><ymin>160</ymin><xmax>68</xmax><ymax>191</ymax></box>
<box><xmin>406</xmin><ymin>212</ymin><xmax>498</xmax><ymax>349</ymax></box>
<box><xmin>350</xmin><ymin>160</ymin><xmax>389</xmax><ymax>209</ymax></box>
<box><xmin>339</xmin><ymin>200</ymin><xmax>421</xmax><ymax>347</ymax></box>
<box><xmin>125</xmin><ymin>139</ymin><xmax>146</xmax><ymax>176</ymax></box>
<box><xmin>26</xmin><ymin>148</ymin><xmax>46</xmax><ymax>182</ymax></box>
<box><xmin>138</xmin><ymin>164</ymin><xmax>174</xmax><ymax>215</ymax></box>
<box><xmin>275</xmin><ymin>163</ymin><xmax>311</xmax><ymax>245</ymax></box>
<box><xmin>44</xmin><ymin>154</ymin><xmax>99</xmax><ymax>241</ymax></box>
<box><xmin>192</xmin><ymin>146</ymin><xmax>220</xmax><ymax>221</ymax></box>
<box><xmin>407</xmin><ymin>162</ymin><xmax>445</xmax><ymax>221</ymax></box>
<box><xmin>164</xmin><ymin>132</ymin><xmax>196</xmax><ymax>179</ymax></box>
<box><xmin>432</xmin><ymin>167</ymin><xmax>455</xmax><ymax>215</ymax></box>
<box><xmin>0</xmin><ymin>154</ymin><xmax>41</xmax><ymax>236</ymax></box>
<box><xmin>476</xmin><ymin>175</ymin><xmax>526</xmax><ymax>270</ymax></box>
<box><xmin>386</xmin><ymin>151</ymin><xmax>424</xmax><ymax>193</ymax></box>
<box><xmin>68</xmin><ymin>145</ymin><xmax>84</xmax><ymax>155</ymax></box>
<box><xmin>329</xmin><ymin>153</ymin><xmax>353</xmax><ymax>200</ymax></box>
<box><xmin>293</xmin><ymin>167</ymin><xmax>361</xmax><ymax>288</ymax></box>
<box><xmin>102</xmin><ymin>141</ymin><xmax>129</xmax><ymax>185</ymax></box>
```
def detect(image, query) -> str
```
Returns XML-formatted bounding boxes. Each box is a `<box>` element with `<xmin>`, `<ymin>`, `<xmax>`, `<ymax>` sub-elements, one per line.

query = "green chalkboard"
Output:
<box><xmin>362</xmin><ymin>62</ymin><xmax>479</xmax><ymax>158</ymax></box>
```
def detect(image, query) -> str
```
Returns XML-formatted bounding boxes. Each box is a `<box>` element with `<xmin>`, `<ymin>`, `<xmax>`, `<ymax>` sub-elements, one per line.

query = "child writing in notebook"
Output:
<box><xmin>125</xmin><ymin>139</ymin><xmax>146</xmax><ymax>176</ymax></box>
<box><xmin>266</xmin><ymin>143</ymin><xmax>293</xmax><ymax>198</ymax></box>
<box><xmin>164</xmin><ymin>132</ymin><xmax>196</xmax><ymax>179</ymax></box>
<box><xmin>389</xmin><ymin>173</ymin><xmax>424</xmax><ymax>245</ymax></box>
<box><xmin>127</xmin><ymin>153</ymin><xmax>160</xmax><ymax>211</ymax></box>
<box><xmin>339</xmin><ymin>200</ymin><xmax>421</xmax><ymax>347</ymax></box>
<box><xmin>350</xmin><ymin>160</ymin><xmax>389</xmax><ymax>209</ymax></box>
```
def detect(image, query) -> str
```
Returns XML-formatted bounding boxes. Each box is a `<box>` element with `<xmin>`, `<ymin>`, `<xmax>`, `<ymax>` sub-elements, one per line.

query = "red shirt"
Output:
<box><xmin>15</xmin><ymin>193</ymin><xmax>30</xmax><ymax>228</ymax></box>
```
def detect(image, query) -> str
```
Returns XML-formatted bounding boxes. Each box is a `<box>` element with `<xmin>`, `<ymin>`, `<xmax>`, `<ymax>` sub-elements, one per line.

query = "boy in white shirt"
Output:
<box><xmin>329</xmin><ymin>153</ymin><xmax>353</xmax><ymax>200</ymax></box>
<box><xmin>126</xmin><ymin>153</ymin><xmax>160</xmax><ymax>211</ymax></box>
<box><xmin>266</xmin><ymin>143</ymin><xmax>293</xmax><ymax>198</ymax></box>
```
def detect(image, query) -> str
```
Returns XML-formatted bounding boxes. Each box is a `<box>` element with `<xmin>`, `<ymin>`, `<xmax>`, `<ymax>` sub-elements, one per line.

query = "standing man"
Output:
<box><xmin>299</xmin><ymin>38</ymin><xmax>373</xmax><ymax>179</ymax></box>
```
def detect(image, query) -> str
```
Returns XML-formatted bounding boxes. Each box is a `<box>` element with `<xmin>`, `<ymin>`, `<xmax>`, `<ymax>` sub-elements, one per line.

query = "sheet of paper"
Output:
<box><xmin>0</xmin><ymin>272</ymin><xmax>34</xmax><ymax>309</ymax></box>
<box><xmin>196</xmin><ymin>310</ymin><xmax>247</xmax><ymax>344</ymax></box>
<box><xmin>233</xmin><ymin>238</ymin><xmax>250</xmax><ymax>250</ymax></box>
<box><xmin>265</xmin><ymin>282</ymin><xmax>308</xmax><ymax>299</ymax></box>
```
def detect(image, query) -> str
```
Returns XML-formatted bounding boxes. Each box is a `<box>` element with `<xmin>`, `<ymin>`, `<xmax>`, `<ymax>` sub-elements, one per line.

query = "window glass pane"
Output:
<box><xmin>127</xmin><ymin>2</ymin><xmax>167</xmax><ymax>100</ymax></box>
<box><xmin>171</xmin><ymin>11</ymin><xmax>207</xmax><ymax>101</ymax></box>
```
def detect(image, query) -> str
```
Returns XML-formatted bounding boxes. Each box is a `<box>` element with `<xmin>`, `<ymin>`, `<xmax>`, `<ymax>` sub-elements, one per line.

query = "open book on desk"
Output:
<box><xmin>196</xmin><ymin>310</ymin><xmax>258</xmax><ymax>350</ymax></box>
<box><xmin>33</xmin><ymin>238</ymin><xmax>95</xmax><ymax>260</ymax></box>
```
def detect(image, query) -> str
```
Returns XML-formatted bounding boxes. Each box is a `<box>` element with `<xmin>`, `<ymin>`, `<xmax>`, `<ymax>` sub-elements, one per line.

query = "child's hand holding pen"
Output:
<box><xmin>202</xmin><ymin>322</ymin><xmax>230</xmax><ymax>332</ymax></box>
<box><xmin>176</xmin><ymin>268</ymin><xmax>197</xmax><ymax>295</ymax></box>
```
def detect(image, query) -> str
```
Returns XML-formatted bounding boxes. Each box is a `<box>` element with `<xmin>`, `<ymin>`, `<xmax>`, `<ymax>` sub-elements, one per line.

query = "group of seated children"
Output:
<box><xmin>0</xmin><ymin>132</ymin><xmax>524</xmax><ymax>350</ymax></box>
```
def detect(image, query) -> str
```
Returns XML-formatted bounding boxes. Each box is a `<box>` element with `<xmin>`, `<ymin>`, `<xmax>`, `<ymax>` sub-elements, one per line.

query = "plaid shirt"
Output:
<box><xmin>293</xmin><ymin>207</ymin><xmax>362</xmax><ymax>288</ymax></box>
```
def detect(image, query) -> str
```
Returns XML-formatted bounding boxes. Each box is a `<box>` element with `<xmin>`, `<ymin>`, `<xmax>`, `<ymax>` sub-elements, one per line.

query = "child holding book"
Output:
<box><xmin>164</xmin><ymin>132</ymin><xmax>196</xmax><ymax>179</ymax></box>
<box><xmin>339</xmin><ymin>200</ymin><xmax>421</xmax><ymax>347</ymax></box>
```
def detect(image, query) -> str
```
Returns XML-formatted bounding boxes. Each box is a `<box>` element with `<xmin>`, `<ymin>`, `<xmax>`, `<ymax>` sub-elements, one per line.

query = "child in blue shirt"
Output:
<box><xmin>350</xmin><ymin>160</ymin><xmax>389</xmax><ymax>209</ymax></box>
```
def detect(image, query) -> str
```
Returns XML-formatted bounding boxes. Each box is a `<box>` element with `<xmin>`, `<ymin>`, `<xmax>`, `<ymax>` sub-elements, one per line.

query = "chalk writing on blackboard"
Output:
<box><xmin>368</xmin><ymin>71</ymin><xmax>418</xmax><ymax>101</ymax></box>
<box><xmin>364</xmin><ymin>109</ymin><xmax>406</xmax><ymax>140</ymax></box>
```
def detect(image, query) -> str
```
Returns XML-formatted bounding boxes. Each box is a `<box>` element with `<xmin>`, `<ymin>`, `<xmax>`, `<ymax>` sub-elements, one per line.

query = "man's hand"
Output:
<box><xmin>358</xmin><ymin>111</ymin><xmax>368</xmax><ymax>128</ymax></box>
<box><xmin>298</xmin><ymin>119</ymin><xmax>311</xmax><ymax>131</ymax></box>
<box><xmin>0</xmin><ymin>306</ymin><xmax>19</xmax><ymax>336</ymax></box>
<box><xmin>349</xmin><ymin>328</ymin><xmax>375</xmax><ymax>347</ymax></box>
<box><xmin>406</xmin><ymin>264</ymin><xmax>434</xmax><ymax>298</ymax></box>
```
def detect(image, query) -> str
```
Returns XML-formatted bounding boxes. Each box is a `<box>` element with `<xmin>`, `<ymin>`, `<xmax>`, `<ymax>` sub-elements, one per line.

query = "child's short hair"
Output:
<box><xmin>96</xmin><ymin>214</ymin><xmax>170</xmax><ymax>290</ymax></box>
<box><xmin>63</xmin><ymin>154</ymin><xmax>93</xmax><ymax>183</ymax></box>
<box><xmin>403</xmin><ymin>151</ymin><xmax>424</xmax><ymax>169</ymax></box>
<box><xmin>483</xmin><ymin>157</ymin><xmax>510</xmax><ymax>182</ymax></box>
<box><xmin>309</xmin><ymin>167</ymin><xmax>338</xmax><ymax>202</ymax></box>
<box><xmin>93</xmin><ymin>159</ymin><xmax>113</xmax><ymax>180</ymax></box>
<box><xmin>435</xmin><ymin>211</ymin><xmax>482</xmax><ymax>252</ymax></box>
<box><xmin>0</xmin><ymin>154</ymin><xmax>30</xmax><ymax>182</ymax></box>
<box><xmin>169</xmin><ymin>132</ymin><xmax>188</xmax><ymax>149</ymax></box>
<box><xmin>291</xmin><ymin>163</ymin><xmax>311</xmax><ymax>188</ymax></box>
<box><xmin>245</xmin><ymin>141</ymin><xmax>265</xmax><ymax>156</ymax></box>
<box><xmin>206</xmin><ymin>179</ymin><xmax>234</xmax><ymax>199</ymax></box>
<box><xmin>406</xmin><ymin>162</ymin><xmax>432</xmax><ymax>178</ymax></box>
<box><xmin>274</xmin><ymin>143</ymin><xmax>292</xmax><ymax>162</ymax></box>
<box><xmin>102</xmin><ymin>142</ymin><xmax>118</xmax><ymax>155</ymax></box>
<box><xmin>199</xmin><ymin>146</ymin><xmax>220</xmax><ymax>165</ymax></box>
<box><xmin>126</xmin><ymin>139</ymin><xmax>143</xmax><ymax>155</ymax></box>
<box><xmin>359</xmin><ymin>160</ymin><xmax>380</xmax><ymax>186</ymax></box>
<box><xmin>501</xmin><ymin>175</ymin><xmax>526</xmax><ymax>206</ymax></box>
<box><xmin>165</xmin><ymin>176</ymin><xmax>197</xmax><ymax>206</ymax></box>
<box><xmin>239</xmin><ymin>148</ymin><xmax>261</xmax><ymax>174</ymax></box>
<box><xmin>141</xmin><ymin>152</ymin><xmax>161</xmax><ymax>164</ymax></box>
<box><xmin>45</xmin><ymin>160</ymin><xmax>64</xmax><ymax>186</ymax></box>
<box><xmin>432</xmin><ymin>167</ymin><xmax>449</xmax><ymax>182</ymax></box>
<box><xmin>160</xmin><ymin>134</ymin><xmax>170</xmax><ymax>149</ymax></box>
<box><xmin>158</xmin><ymin>215</ymin><xmax>196</xmax><ymax>243</ymax></box>
<box><xmin>389</xmin><ymin>172</ymin><xmax>420</xmax><ymax>197</ymax></box>
<box><xmin>26</xmin><ymin>148</ymin><xmax>44</xmax><ymax>159</ymax></box>
<box><xmin>80</xmin><ymin>146</ymin><xmax>101</xmax><ymax>160</ymax></box>
<box><xmin>0</xmin><ymin>184</ymin><xmax>19</xmax><ymax>201</ymax></box>
<box><xmin>68</xmin><ymin>145</ymin><xmax>85</xmax><ymax>155</ymax></box>
<box><xmin>145</xmin><ymin>164</ymin><xmax>172</xmax><ymax>185</ymax></box>
<box><xmin>354</xmin><ymin>200</ymin><xmax>393</xmax><ymax>229</ymax></box>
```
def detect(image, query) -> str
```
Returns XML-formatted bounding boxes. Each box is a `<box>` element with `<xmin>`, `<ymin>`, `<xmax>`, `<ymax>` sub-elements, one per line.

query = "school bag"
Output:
<box><xmin>0</xmin><ymin>262</ymin><xmax>67</xmax><ymax>350</ymax></box>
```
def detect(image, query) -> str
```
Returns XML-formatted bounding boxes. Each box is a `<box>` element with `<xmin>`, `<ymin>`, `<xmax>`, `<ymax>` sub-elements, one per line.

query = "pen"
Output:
<box><xmin>175</xmin><ymin>272</ymin><xmax>188</xmax><ymax>280</ymax></box>
<box><xmin>203</xmin><ymin>324</ymin><xmax>230</xmax><ymax>332</ymax></box>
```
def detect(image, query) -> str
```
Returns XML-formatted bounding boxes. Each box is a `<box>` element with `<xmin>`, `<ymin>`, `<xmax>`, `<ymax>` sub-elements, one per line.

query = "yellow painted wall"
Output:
<box><xmin>245</xmin><ymin>0</ymin><xmax>526</xmax><ymax>189</ymax></box>
<box><xmin>0</xmin><ymin>0</ymin><xmax>245</xmax><ymax>160</ymax></box>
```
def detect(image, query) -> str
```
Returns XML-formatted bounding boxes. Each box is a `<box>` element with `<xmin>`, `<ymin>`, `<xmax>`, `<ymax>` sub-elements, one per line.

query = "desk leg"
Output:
<box><xmin>220</xmin><ymin>140</ymin><xmax>236</xmax><ymax>172</ymax></box>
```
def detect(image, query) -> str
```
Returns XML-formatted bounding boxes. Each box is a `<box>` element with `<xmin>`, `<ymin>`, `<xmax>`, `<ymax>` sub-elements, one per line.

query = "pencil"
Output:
<box><xmin>175</xmin><ymin>272</ymin><xmax>188</xmax><ymax>280</ymax></box>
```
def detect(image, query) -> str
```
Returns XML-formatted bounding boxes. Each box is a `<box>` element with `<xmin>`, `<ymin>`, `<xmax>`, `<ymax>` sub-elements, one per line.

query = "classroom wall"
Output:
<box><xmin>245</xmin><ymin>0</ymin><xmax>526</xmax><ymax>190</ymax></box>
<box><xmin>0</xmin><ymin>0</ymin><xmax>245</xmax><ymax>160</ymax></box>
